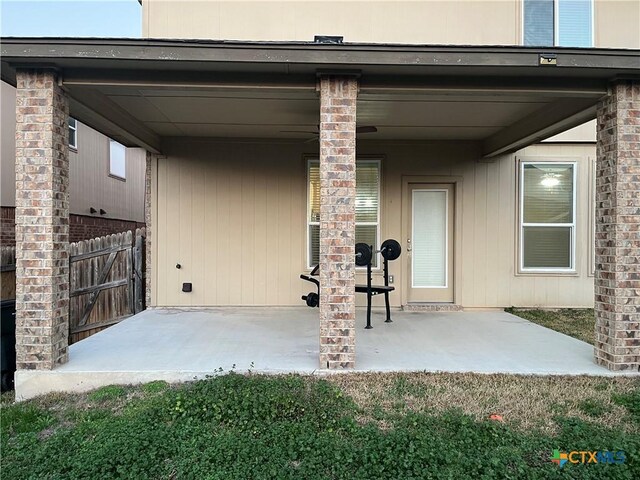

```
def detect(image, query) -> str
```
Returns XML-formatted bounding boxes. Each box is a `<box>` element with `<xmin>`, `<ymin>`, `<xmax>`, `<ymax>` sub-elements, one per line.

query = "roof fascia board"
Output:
<box><xmin>2</xmin><ymin>38</ymin><xmax>639</xmax><ymax>71</ymax></box>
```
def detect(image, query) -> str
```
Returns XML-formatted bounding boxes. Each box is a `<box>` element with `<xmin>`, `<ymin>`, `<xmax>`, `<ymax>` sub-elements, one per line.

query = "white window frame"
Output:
<box><xmin>521</xmin><ymin>0</ymin><xmax>594</xmax><ymax>47</ymax></box>
<box><xmin>68</xmin><ymin>117</ymin><xmax>78</xmax><ymax>150</ymax></box>
<box><xmin>306</xmin><ymin>158</ymin><xmax>381</xmax><ymax>270</ymax></box>
<box><xmin>108</xmin><ymin>139</ymin><xmax>127</xmax><ymax>181</ymax></box>
<box><xmin>519</xmin><ymin>160</ymin><xmax>577</xmax><ymax>273</ymax></box>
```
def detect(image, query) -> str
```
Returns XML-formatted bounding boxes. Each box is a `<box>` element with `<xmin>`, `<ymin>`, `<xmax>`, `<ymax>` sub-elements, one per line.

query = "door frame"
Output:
<box><xmin>400</xmin><ymin>175</ymin><xmax>464</xmax><ymax>305</ymax></box>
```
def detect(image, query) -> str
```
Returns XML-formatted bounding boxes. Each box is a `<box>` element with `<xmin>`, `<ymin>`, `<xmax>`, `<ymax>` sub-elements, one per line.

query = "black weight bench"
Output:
<box><xmin>300</xmin><ymin>240</ymin><xmax>401</xmax><ymax>329</ymax></box>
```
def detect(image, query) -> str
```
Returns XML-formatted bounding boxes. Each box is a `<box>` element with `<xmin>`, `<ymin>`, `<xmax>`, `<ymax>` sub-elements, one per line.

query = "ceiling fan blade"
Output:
<box><xmin>280</xmin><ymin>130</ymin><xmax>319</xmax><ymax>134</ymax></box>
<box><xmin>282</xmin><ymin>125</ymin><xmax>377</xmax><ymax>135</ymax></box>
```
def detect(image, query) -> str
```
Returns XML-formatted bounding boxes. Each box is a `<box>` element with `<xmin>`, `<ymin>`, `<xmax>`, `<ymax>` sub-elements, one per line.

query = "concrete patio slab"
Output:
<box><xmin>15</xmin><ymin>308</ymin><xmax>636</xmax><ymax>399</ymax></box>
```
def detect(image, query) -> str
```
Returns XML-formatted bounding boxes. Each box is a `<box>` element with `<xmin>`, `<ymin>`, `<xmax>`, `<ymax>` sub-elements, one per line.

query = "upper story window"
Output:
<box><xmin>523</xmin><ymin>0</ymin><xmax>593</xmax><ymax>47</ymax></box>
<box><xmin>68</xmin><ymin>118</ymin><xmax>77</xmax><ymax>149</ymax></box>
<box><xmin>307</xmin><ymin>159</ymin><xmax>380</xmax><ymax>268</ymax></box>
<box><xmin>109</xmin><ymin>139</ymin><xmax>126</xmax><ymax>180</ymax></box>
<box><xmin>519</xmin><ymin>161</ymin><xmax>576</xmax><ymax>272</ymax></box>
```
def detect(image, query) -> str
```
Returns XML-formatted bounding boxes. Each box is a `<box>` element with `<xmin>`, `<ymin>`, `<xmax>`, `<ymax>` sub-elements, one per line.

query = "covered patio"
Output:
<box><xmin>16</xmin><ymin>308</ymin><xmax>626</xmax><ymax>399</ymax></box>
<box><xmin>2</xmin><ymin>38</ymin><xmax>639</xmax><ymax>397</ymax></box>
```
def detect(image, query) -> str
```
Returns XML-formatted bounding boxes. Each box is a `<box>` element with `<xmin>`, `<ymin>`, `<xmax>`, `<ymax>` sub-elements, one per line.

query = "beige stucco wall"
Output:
<box><xmin>595</xmin><ymin>0</ymin><xmax>640</xmax><ymax>48</ymax></box>
<box><xmin>143</xmin><ymin>0</ymin><xmax>640</xmax><ymax>48</ymax></box>
<box><xmin>144</xmin><ymin>0</ymin><xmax>521</xmax><ymax>44</ymax></box>
<box><xmin>0</xmin><ymin>81</ymin><xmax>146</xmax><ymax>223</ymax></box>
<box><xmin>152</xmin><ymin>137</ymin><xmax>595</xmax><ymax>309</ymax></box>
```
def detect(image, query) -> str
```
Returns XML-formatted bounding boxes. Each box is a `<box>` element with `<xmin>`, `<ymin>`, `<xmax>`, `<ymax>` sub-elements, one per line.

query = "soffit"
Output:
<box><xmin>2</xmin><ymin>38</ymin><xmax>638</xmax><ymax>154</ymax></box>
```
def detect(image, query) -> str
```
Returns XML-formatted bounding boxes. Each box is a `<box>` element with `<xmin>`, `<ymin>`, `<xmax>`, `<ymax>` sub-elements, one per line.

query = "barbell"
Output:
<box><xmin>355</xmin><ymin>239</ymin><xmax>402</xmax><ymax>266</ymax></box>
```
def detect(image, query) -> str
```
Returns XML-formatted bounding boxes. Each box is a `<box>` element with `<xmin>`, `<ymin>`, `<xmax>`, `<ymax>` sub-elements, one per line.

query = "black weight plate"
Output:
<box><xmin>380</xmin><ymin>239</ymin><xmax>402</xmax><ymax>261</ymax></box>
<box><xmin>306</xmin><ymin>292</ymin><xmax>319</xmax><ymax>307</ymax></box>
<box><xmin>355</xmin><ymin>243</ymin><xmax>372</xmax><ymax>266</ymax></box>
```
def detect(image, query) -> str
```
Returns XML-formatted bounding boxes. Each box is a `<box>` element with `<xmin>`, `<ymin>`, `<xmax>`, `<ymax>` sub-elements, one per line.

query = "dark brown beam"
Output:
<box><xmin>482</xmin><ymin>98</ymin><xmax>598</xmax><ymax>158</ymax></box>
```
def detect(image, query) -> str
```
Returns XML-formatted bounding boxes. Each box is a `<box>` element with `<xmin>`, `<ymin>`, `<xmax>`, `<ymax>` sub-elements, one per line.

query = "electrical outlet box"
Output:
<box><xmin>388</xmin><ymin>275</ymin><xmax>394</xmax><ymax>284</ymax></box>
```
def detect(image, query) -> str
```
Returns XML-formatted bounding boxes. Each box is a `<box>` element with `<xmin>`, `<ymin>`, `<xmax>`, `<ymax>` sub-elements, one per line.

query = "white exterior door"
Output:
<box><xmin>407</xmin><ymin>184</ymin><xmax>454</xmax><ymax>303</ymax></box>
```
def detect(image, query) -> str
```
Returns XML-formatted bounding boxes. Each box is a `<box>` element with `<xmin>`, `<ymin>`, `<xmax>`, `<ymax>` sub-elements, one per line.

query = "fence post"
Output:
<box><xmin>134</xmin><ymin>229</ymin><xmax>145</xmax><ymax>314</ymax></box>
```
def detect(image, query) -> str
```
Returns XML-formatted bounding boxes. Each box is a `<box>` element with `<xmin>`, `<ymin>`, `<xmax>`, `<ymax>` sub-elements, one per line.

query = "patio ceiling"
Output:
<box><xmin>68</xmin><ymin>84</ymin><xmax>558</xmax><ymax>140</ymax></box>
<box><xmin>2</xmin><ymin>38</ymin><xmax>639</xmax><ymax>156</ymax></box>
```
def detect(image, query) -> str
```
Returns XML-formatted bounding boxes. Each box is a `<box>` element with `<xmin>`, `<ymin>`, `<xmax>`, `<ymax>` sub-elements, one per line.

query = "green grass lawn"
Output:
<box><xmin>506</xmin><ymin>308</ymin><xmax>595</xmax><ymax>344</ymax></box>
<box><xmin>2</xmin><ymin>373</ymin><xmax>639</xmax><ymax>479</ymax></box>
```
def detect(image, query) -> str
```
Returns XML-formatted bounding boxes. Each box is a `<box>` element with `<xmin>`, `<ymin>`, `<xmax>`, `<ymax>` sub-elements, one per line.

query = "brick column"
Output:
<box><xmin>318</xmin><ymin>76</ymin><xmax>358</xmax><ymax>369</ymax></box>
<box><xmin>144</xmin><ymin>151</ymin><xmax>155</xmax><ymax>307</ymax></box>
<box><xmin>15</xmin><ymin>69</ymin><xmax>70</xmax><ymax>370</ymax></box>
<box><xmin>594</xmin><ymin>80</ymin><xmax>640</xmax><ymax>371</ymax></box>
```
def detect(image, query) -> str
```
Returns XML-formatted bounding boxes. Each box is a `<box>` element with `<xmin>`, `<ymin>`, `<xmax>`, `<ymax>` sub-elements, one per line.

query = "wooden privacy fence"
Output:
<box><xmin>69</xmin><ymin>228</ymin><xmax>145</xmax><ymax>343</ymax></box>
<box><xmin>1</xmin><ymin>246</ymin><xmax>16</xmax><ymax>300</ymax></box>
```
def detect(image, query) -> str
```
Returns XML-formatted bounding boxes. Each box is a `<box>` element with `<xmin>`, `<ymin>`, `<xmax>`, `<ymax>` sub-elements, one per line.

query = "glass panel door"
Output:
<box><xmin>412</xmin><ymin>190</ymin><xmax>447</xmax><ymax>288</ymax></box>
<box><xmin>407</xmin><ymin>184</ymin><xmax>454</xmax><ymax>303</ymax></box>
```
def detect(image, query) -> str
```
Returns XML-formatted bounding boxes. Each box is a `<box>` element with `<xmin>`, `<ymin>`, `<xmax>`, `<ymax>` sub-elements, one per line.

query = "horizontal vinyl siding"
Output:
<box><xmin>153</xmin><ymin>138</ymin><xmax>595</xmax><ymax>308</ymax></box>
<box><xmin>1</xmin><ymin>81</ymin><xmax>146</xmax><ymax>223</ymax></box>
<box><xmin>69</xmin><ymin>124</ymin><xmax>146</xmax><ymax>222</ymax></box>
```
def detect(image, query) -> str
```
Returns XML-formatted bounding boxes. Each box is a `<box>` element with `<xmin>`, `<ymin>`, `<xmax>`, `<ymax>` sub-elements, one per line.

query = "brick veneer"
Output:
<box><xmin>15</xmin><ymin>69</ymin><xmax>70</xmax><ymax>370</ymax></box>
<box><xmin>594</xmin><ymin>80</ymin><xmax>640</xmax><ymax>371</ymax></box>
<box><xmin>144</xmin><ymin>151</ymin><xmax>155</xmax><ymax>307</ymax></box>
<box><xmin>318</xmin><ymin>76</ymin><xmax>358</xmax><ymax>369</ymax></box>
<box><xmin>1</xmin><ymin>207</ymin><xmax>143</xmax><ymax>245</ymax></box>
<box><xmin>69</xmin><ymin>215</ymin><xmax>144</xmax><ymax>243</ymax></box>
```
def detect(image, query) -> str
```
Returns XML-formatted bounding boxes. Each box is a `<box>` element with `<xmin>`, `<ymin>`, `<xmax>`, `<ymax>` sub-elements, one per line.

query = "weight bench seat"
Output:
<box><xmin>355</xmin><ymin>284</ymin><xmax>394</xmax><ymax>294</ymax></box>
<box><xmin>300</xmin><ymin>259</ymin><xmax>396</xmax><ymax>328</ymax></box>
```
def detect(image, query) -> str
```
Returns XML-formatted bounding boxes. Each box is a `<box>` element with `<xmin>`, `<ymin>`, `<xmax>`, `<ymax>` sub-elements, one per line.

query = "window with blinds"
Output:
<box><xmin>307</xmin><ymin>160</ymin><xmax>380</xmax><ymax>268</ymax></box>
<box><xmin>524</xmin><ymin>0</ymin><xmax>554</xmax><ymax>46</ymax></box>
<box><xmin>523</xmin><ymin>0</ymin><xmax>593</xmax><ymax>47</ymax></box>
<box><xmin>520</xmin><ymin>162</ymin><xmax>576</xmax><ymax>271</ymax></box>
